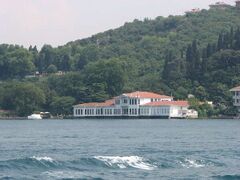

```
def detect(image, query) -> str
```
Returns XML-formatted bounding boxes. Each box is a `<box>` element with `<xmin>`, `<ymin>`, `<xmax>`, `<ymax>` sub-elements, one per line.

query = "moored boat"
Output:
<box><xmin>27</xmin><ymin>114</ymin><xmax>42</xmax><ymax>120</ymax></box>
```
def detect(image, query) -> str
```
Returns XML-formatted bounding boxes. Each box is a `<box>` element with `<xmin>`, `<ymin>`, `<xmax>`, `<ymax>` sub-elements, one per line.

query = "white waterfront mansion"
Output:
<box><xmin>73</xmin><ymin>91</ymin><xmax>190</xmax><ymax>118</ymax></box>
<box><xmin>230</xmin><ymin>86</ymin><xmax>240</xmax><ymax>115</ymax></box>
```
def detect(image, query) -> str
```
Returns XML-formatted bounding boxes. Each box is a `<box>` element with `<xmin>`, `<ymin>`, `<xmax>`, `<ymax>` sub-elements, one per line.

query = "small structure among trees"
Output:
<box><xmin>209</xmin><ymin>2</ymin><xmax>230</xmax><ymax>10</ymax></box>
<box><xmin>185</xmin><ymin>8</ymin><xmax>201</xmax><ymax>14</ymax></box>
<box><xmin>236</xmin><ymin>0</ymin><xmax>240</xmax><ymax>8</ymax></box>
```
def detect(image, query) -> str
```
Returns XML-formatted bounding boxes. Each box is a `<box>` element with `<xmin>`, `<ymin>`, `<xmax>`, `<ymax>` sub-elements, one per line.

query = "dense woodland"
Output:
<box><xmin>0</xmin><ymin>5</ymin><xmax>240</xmax><ymax>117</ymax></box>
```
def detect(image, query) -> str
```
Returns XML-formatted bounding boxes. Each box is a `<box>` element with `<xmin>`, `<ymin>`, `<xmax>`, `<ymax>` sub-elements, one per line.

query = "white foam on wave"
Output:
<box><xmin>94</xmin><ymin>156</ymin><xmax>156</xmax><ymax>170</ymax></box>
<box><xmin>179</xmin><ymin>159</ymin><xmax>205</xmax><ymax>168</ymax></box>
<box><xmin>31</xmin><ymin>156</ymin><xmax>54</xmax><ymax>162</ymax></box>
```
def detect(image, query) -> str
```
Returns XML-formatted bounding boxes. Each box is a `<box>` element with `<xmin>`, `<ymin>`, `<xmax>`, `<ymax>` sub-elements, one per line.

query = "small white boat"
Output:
<box><xmin>27</xmin><ymin>114</ymin><xmax>42</xmax><ymax>120</ymax></box>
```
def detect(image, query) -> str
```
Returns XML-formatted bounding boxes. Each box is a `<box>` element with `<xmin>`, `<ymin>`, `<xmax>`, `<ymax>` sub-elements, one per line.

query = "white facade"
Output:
<box><xmin>230</xmin><ymin>86</ymin><xmax>240</xmax><ymax>116</ymax></box>
<box><xmin>230</xmin><ymin>86</ymin><xmax>240</xmax><ymax>106</ymax></box>
<box><xmin>73</xmin><ymin>91</ymin><xmax>190</xmax><ymax>118</ymax></box>
<box><xmin>233</xmin><ymin>91</ymin><xmax>240</xmax><ymax>107</ymax></box>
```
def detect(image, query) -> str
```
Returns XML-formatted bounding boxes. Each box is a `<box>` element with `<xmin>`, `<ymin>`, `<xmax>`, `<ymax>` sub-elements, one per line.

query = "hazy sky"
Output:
<box><xmin>0</xmin><ymin>0</ymin><xmax>235</xmax><ymax>48</ymax></box>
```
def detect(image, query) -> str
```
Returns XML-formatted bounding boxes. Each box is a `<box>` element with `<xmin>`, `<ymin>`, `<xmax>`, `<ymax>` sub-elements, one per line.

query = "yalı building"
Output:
<box><xmin>230</xmin><ymin>86</ymin><xmax>240</xmax><ymax>116</ymax></box>
<box><xmin>73</xmin><ymin>91</ymin><xmax>191</xmax><ymax>118</ymax></box>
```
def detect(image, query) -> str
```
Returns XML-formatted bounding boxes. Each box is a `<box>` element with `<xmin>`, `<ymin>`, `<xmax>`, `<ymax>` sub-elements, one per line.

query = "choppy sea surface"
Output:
<box><xmin>0</xmin><ymin>119</ymin><xmax>239</xmax><ymax>180</ymax></box>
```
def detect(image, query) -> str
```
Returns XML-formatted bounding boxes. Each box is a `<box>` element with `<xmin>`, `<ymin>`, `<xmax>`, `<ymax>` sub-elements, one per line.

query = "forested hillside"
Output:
<box><xmin>0</xmin><ymin>5</ymin><xmax>240</xmax><ymax>117</ymax></box>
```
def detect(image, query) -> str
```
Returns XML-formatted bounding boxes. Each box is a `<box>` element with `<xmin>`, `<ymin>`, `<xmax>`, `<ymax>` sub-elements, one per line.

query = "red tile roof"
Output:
<box><xmin>123</xmin><ymin>91</ymin><xmax>172</xmax><ymax>99</ymax></box>
<box><xmin>75</xmin><ymin>99</ymin><xmax>114</xmax><ymax>107</ymax></box>
<box><xmin>143</xmin><ymin>101</ymin><xmax>189</xmax><ymax>107</ymax></box>
<box><xmin>230</xmin><ymin>86</ymin><xmax>240</xmax><ymax>91</ymax></box>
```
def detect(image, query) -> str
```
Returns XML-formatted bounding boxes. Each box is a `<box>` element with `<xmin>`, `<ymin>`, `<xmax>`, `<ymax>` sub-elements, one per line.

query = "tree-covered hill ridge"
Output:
<box><xmin>68</xmin><ymin>5</ymin><xmax>240</xmax><ymax>54</ymax></box>
<box><xmin>0</xmin><ymin>5</ymin><xmax>240</xmax><ymax>117</ymax></box>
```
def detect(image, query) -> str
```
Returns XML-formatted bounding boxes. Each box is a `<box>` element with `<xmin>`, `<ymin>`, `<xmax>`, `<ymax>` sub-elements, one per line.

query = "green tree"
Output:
<box><xmin>84</xmin><ymin>58</ymin><xmax>126</xmax><ymax>98</ymax></box>
<box><xmin>50</xmin><ymin>96</ymin><xmax>75</xmax><ymax>116</ymax></box>
<box><xmin>1</xmin><ymin>83</ymin><xmax>46</xmax><ymax>116</ymax></box>
<box><xmin>194</xmin><ymin>86</ymin><xmax>208</xmax><ymax>101</ymax></box>
<box><xmin>46</xmin><ymin>64</ymin><xmax>58</xmax><ymax>74</ymax></box>
<box><xmin>36</xmin><ymin>45</ymin><xmax>55</xmax><ymax>73</ymax></box>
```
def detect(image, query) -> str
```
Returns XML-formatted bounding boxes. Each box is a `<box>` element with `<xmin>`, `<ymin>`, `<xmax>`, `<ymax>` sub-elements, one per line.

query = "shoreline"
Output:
<box><xmin>0</xmin><ymin>116</ymin><xmax>239</xmax><ymax>120</ymax></box>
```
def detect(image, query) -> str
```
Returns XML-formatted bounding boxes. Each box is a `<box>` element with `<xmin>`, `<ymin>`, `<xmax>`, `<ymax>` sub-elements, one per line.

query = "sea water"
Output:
<box><xmin>0</xmin><ymin>119</ymin><xmax>239</xmax><ymax>179</ymax></box>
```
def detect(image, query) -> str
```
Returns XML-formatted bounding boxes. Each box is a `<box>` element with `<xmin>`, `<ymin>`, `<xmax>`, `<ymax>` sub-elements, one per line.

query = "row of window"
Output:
<box><xmin>105</xmin><ymin>109</ymin><xmax>112</xmax><ymax>115</ymax></box>
<box><xmin>120</xmin><ymin>98</ymin><xmax>140</xmax><ymax>105</ymax></box>
<box><xmin>114</xmin><ymin>109</ymin><xmax>121</xmax><ymax>115</ymax></box>
<box><xmin>235</xmin><ymin>92</ymin><xmax>240</xmax><ymax>96</ymax></box>
<box><xmin>129</xmin><ymin>108</ymin><xmax>138</xmax><ymax>115</ymax></box>
<box><xmin>151</xmin><ymin>108</ymin><xmax>169</xmax><ymax>115</ymax></box>
<box><xmin>76</xmin><ymin>109</ymin><xmax>83</xmax><ymax>115</ymax></box>
<box><xmin>140</xmin><ymin>108</ymin><xmax>149</xmax><ymax>115</ymax></box>
<box><xmin>75</xmin><ymin>107</ymin><xmax>170</xmax><ymax>116</ymax></box>
<box><xmin>129</xmin><ymin>99</ymin><xmax>140</xmax><ymax>105</ymax></box>
<box><xmin>150</xmin><ymin>98</ymin><xmax>170</xmax><ymax>102</ymax></box>
<box><xmin>85</xmin><ymin>109</ymin><xmax>94</xmax><ymax>115</ymax></box>
<box><xmin>104</xmin><ymin>109</ymin><xmax>122</xmax><ymax>115</ymax></box>
<box><xmin>235</xmin><ymin>99</ymin><xmax>240</xmax><ymax>104</ymax></box>
<box><xmin>96</xmin><ymin>109</ymin><xmax>102</xmax><ymax>115</ymax></box>
<box><xmin>139</xmin><ymin>108</ymin><xmax>169</xmax><ymax>115</ymax></box>
<box><xmin>75</xmin><ymin>109</ymin><xmax>95</xmax><ymax>115</ymax></box>
<box><xmin>115</xmin><ymin>98</ymin><xmax>171</xmax><ymax>105</ymax></box>
<box><xmin>75</xmin><ymin>108</ymin><xmax>122</xmax><ymax>116</ymax></box>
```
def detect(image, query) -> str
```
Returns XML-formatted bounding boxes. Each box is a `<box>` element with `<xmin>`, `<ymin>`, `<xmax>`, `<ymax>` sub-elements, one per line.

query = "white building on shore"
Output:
<box><xmin>230</xmin><ymin>86</ymin><xmax>240</xmax><ymax>116</ymax></box>
<box><xmin>73</xmin><ymin>91</ymin><xmax>192</xmax><ymax>118</ymax></box>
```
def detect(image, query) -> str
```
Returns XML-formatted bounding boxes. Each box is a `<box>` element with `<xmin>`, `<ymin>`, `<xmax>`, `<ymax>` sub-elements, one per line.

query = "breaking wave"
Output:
<box><xmin>31</xmin><ymin>156</ymin><xmax>54</xmax><ymax>162</ymax></box>
<box><xmin>179</xmin><ymin>159</ymin><xmax>205</xmax><ymax>168</ymax></box>
<box><xmin>94</xmin><ymin>156</ymin><xmax>156</xmax><ymax>170</ymax></box>
<box><xmin>0</xmin><ymin>156</ymin><xmax>58</xmax><ymax>170</ymax></box>
<box><xmin>178</xmin><ymin>158</ymin><xmax>207</xmax><ymax>168</ymax></box>
<box><xmin>0</xmin><ymin>155</ymin><xmax>224</xmax><ymax>173</ymax></box>
<box><xmin>0</xmin><ymin>155</ymin><xmax>156</xmax><ymax>171</ymax></box>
